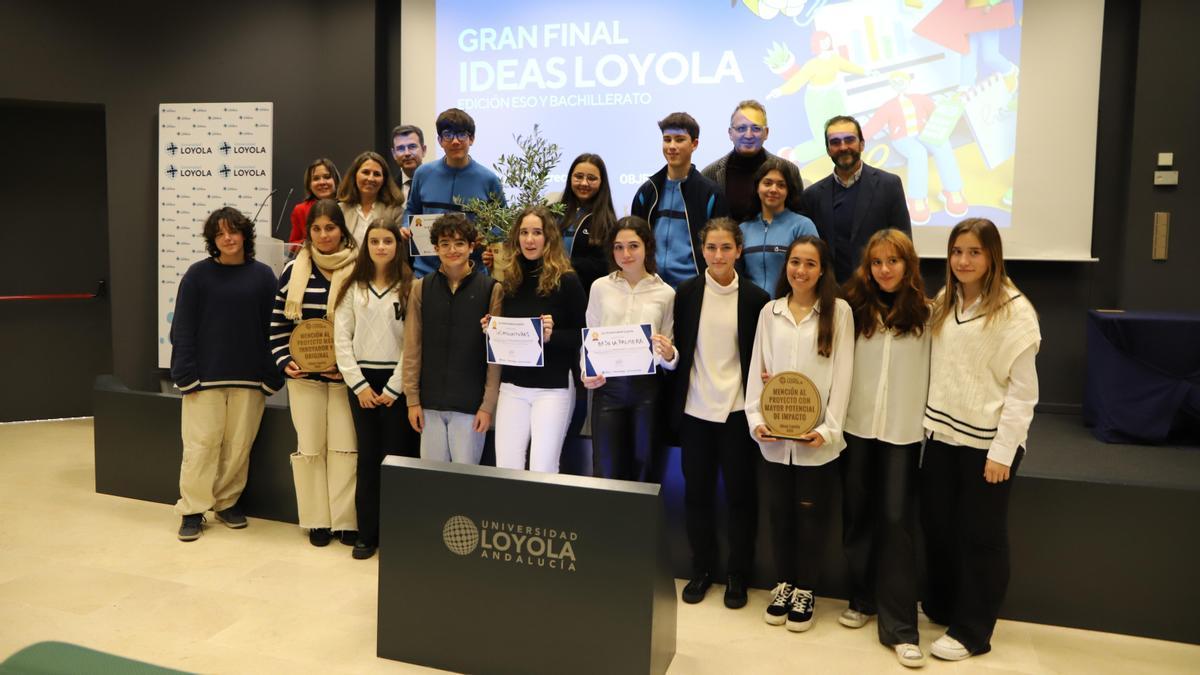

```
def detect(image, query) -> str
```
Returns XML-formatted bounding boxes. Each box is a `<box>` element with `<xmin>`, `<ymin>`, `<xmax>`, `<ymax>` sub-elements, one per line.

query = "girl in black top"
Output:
<box><xmin>559</xmin><ymin>153</ymin><xmax>616</xmax><ymax>294</ymax></box>
<box><xmin>486</xmin><ymin>205</ymin><xmax>586</xmax><ymax>473</ymax></box>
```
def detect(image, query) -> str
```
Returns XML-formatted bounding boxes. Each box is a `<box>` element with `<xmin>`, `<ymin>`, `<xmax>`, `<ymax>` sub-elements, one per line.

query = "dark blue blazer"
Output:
<box><xmin>798</xmin><ymin>163</ymin><xmax>911</xmax><ymax>283</ymax></box>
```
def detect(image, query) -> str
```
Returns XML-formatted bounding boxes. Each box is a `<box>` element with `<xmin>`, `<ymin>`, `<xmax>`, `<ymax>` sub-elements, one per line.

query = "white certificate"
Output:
<box><xmin>407</xmin><ymin>214</ymin><xmax>442</xmax><ymax>257</ymax></box>
<box><xmin>581</xmin><ymin>324</ymin><xmax>655</xmax><ymax>378</ymax></box>
<box><xmin>486</xmin><ymin>316</ymin><xmax>544</xmax><ymax>367</ymax></box>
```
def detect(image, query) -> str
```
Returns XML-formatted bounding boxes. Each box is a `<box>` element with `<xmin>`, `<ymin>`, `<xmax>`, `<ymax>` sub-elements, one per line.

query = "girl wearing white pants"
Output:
<box><xmin>487</xmin><ymin>206</ymin><xmax>587</xmax><ymax>473</ymax></box>
<box><xmin>271</xmin><ymin>199</ymin><xmax>359</xmax><ymax>547</ymax></box>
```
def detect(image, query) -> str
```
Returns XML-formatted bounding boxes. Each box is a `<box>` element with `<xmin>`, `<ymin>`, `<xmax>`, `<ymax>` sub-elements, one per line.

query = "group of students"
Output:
<box><xmin>169</xmin><ymin>106</ymin><xmax>1039</xmax><ymax>668</ymax></box>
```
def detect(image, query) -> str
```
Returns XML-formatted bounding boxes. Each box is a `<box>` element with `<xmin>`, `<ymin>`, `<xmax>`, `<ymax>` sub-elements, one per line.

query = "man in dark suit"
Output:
<box><xmin>799</xmin><ymin>115</ymin><xmax>911</xmax><ymax>283</ymax></box>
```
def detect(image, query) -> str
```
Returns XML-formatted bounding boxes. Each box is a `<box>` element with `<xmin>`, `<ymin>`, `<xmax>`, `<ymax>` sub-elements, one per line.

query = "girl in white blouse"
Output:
<box><xmin>745</xmin><ymin>235</ymin><xmax>853</xmax><ymax>633</ymax></box>
<box><xmin>921</xmin><ymin>218</ymin><xmax>1040</xmax><ymax>662</ymax></box>
<box><xmin>839</xmin><ymin>229</ymin><xmax>930</xmax><ymax>668</ymax></box>
<box><xmin>581</xmin><ymin>216</ymin><xmax>677</xmax><ymax>481</ymax></box>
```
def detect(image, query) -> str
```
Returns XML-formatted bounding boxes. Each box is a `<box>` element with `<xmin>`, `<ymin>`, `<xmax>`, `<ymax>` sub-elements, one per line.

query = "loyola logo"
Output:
<box><xmin>442</xmin><ymin>515</ymin><xmax>579</xmax><ymax>572</ymax></box>
<box><xmin>442</xmin><ymin>515</ymin><xmax>479</xmax><ymax>555</ymax></box>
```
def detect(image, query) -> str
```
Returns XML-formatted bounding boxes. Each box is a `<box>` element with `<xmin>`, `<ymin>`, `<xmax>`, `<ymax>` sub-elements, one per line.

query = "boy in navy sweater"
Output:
<box><xmin>403</xmin><ymin>108</ymin><xmax>505</xmax><ymax>278</ymax></box>
<box><xmin>170</xmin><ymin>207</ymin><xmax>282</xmax><ymax>541</ymax></box>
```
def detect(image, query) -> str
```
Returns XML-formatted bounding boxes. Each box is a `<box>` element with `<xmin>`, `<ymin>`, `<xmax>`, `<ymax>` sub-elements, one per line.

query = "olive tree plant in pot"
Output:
<box><xmin>458</xmin><ymin>125</ymin><xmax>564</xmax><ymax>280</ymax></box>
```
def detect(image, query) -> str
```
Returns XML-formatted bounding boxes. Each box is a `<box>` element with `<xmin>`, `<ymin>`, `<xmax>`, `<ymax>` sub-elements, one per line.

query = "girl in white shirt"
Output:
<box><xmin>921</xmin><ymin>218</ymin><xmax>1040</xmax><ymax>662</ymax></box>
<box><xmin>581</xmin><ymin>216</ymin><xmax>678</xmax><ymax>481</ymax></box>
<box><xmin>839</xmin><ymin>229</ymin><xmax>930</xmax><ymax>668</ymax></box>
<box><xmin>746</xmin><ymin>235</ymin><xmax>854</xmax><ymax>633</ymax></box>
<box><xmin>332</xmin><ymin>220</ymin><xmax>415</xmax><ymax>560</ymax></box>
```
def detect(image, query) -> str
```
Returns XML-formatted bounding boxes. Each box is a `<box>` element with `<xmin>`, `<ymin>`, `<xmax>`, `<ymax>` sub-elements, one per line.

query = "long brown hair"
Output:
<box><xmin>843</xmin><ymin>229</ymin><xmax>929</xmax><ymax>339</ymax></box>
<box><xmin>500</xmin><ymin>205</ymin><xmax>574</xmax><ymax>297</ymax></box>
<box><xmin>931</xmin><ymin>218</ymin><xmax>1021</xmax><ymax>333</ymax></box>
<box><xmin>333</xmin><ymin>219</ymin><xmax>412</xmax><ymax>313</ymax></box>
<box><xmin>336</xmin><ymin>151</ymin><xmax>402</xmax><ymax>207</ymax></box>
<box><xmin>775</xmin><ymin>236</ymin><xmax>839</xmax><ymax>358</ymax></box>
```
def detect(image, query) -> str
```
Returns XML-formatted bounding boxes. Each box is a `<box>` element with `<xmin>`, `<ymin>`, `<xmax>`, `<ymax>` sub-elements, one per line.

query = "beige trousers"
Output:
<box><xmin>176</xmin><ymin>388</ymin><xmax>266</xmax><ymax>516</ymax></box>
<box><xmin>286</xmin><ymin>378</ymin><xmax>357</xmax><ymax>530</ymax></box>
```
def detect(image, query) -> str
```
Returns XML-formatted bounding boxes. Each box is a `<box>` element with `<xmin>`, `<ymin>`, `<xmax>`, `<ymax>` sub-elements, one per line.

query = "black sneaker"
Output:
<box><xmin>352</xmin><ymin>538</ymin><xmax>378</xmax><ymax>560</ymax></box>
<box><xmin>764</xmin><ymin>582</ymin><xmax>794</xmax><ymax>625</ymax></box>
<box><xmin>178</xmin><ymin>514</ymin><xmax>204</xmax><ymax>541</ymax></box>
<box><xmin>786</xmin><ymin>588</ymin><xmax>815</xmax><ymax>632</ymax></box>
<box><xmin>214</xmin><ymin>506</ymin><xmax>247</xmax><ymax>529</ymax></box>
<box><xmin>338</xmin><ymin>530</ymin><xmax>357</xmax><ymax>546</ymax></box>
<box><xmin>309</xmin><ymin>528</ymin><xmax>332</xmax><ymax>547</ymax></box>
<box><xmin>681</xmin><ymin>573</ymin><xmax>713</xmax><ymax>604</ymax></box>
<box><xmin>723</xmin><ymin>574</ymin><xmax>748</xmax><ymax>609</ymax></box>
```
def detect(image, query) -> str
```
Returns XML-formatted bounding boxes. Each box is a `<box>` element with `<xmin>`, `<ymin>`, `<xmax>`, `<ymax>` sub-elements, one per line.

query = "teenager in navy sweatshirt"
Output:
<box><xmin>171</xmin><ymin>207</ymin><xmax>281</xmax><ymax>542</ymax></box>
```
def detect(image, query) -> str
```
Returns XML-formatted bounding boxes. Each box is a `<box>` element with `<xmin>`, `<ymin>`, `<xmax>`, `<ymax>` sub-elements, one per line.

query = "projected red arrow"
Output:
<box><xmin>914</xmin><ymin>1</ymin><xmax>1017</xmax><ymax>54</ymax></box>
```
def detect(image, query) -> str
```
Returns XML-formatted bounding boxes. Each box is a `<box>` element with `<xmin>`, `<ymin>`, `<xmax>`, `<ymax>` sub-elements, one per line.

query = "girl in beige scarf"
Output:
<box><xmin>277</xmin><ymin>199</ymin><xmax>361</xmax><ymax>548</ymax></box>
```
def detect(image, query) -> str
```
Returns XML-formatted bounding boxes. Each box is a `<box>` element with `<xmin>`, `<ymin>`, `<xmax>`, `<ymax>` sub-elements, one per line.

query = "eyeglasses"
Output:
<box><xmin>731</xmin><ymin>124</ymin><xmax>765</xmax><ymax>135</ymax></box>
<box><xmin>439</xmin><ymin>130</ymin><xmax>471</xmax><ymax>142</ymax></box>
<box><xmin>572</xmin><ymin>173</ymin><xmax>600</xmax><ymax>184</ymax></box>
<box><xmin>436</xmin><ymin>240</ymin><xmax>470</xmax><ymax>251</ymax></box>
<box><xmin>827</xmin><ymin>134</ymin><xmax>859</xmax><ymax>147</ymax></box>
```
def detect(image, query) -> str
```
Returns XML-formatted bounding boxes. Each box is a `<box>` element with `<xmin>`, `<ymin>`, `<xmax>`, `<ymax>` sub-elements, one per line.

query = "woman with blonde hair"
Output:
<box><xmin>921</xmin><ymin>218</ymin><xmax>1040</xmax><ymax>662</ymax></box>
<box><xmin>486</xmin><ymin>205</ymin><xmax>586</xmax><ymax>473</ymax></box>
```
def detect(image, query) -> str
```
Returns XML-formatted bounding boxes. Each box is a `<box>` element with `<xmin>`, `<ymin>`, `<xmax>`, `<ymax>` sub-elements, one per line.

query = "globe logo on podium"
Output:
<box><xmin>443</xmin><ymin>515</ymin><xmax>479</xmax><ymax>555</ymax></box>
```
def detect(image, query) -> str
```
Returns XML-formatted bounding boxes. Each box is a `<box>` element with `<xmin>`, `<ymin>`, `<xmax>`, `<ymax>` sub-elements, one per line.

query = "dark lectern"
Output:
<box><xmin>377</xmin><ymin>457</ymin><xmax>676</xmax><ymax>675</ymax></box>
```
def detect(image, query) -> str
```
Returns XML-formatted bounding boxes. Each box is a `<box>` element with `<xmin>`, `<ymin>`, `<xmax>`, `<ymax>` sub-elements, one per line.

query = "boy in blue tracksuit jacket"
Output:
<box><xmin>631</xmin><ymin>112</ymin><xmax>729</xmax><ymax>289</ymax></box>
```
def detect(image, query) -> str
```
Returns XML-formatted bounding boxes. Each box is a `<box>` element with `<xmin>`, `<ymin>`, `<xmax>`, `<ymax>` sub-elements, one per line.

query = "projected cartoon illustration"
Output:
<box><xmin>436</xmin><ymin>0</ymin><xmax>1023</xmax><ymax>230</ymax></box>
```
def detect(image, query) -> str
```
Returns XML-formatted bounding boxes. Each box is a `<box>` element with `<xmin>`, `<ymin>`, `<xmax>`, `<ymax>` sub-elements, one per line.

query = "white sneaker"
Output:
<box><xmin>930</xmin><ymin>634</ymin><xmax>971</xmax><ymax>661</ymax></box>
<box><xmin>838</xmin><ymin>607</ymin><xmax>870</xmax><ymax>628</ymax></box>
<box><xmin>894</xmin><ymin>643</ymin><xmax>926</xmax><ymax>668</ymax></box>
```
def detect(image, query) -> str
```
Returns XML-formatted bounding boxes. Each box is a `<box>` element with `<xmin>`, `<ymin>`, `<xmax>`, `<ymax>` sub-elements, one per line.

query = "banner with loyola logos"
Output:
<box><xmin>157</xmin><ymin>102</ymin><xmax>273</xmax><ymax>368</ymax></box>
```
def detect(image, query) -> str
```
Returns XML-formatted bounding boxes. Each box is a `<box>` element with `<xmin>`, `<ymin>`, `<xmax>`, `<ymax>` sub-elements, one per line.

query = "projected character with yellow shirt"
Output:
<box><xmin>764</xmin><ymin>31</ymin><xmax>866</xmax><ymax>164</ymax></box>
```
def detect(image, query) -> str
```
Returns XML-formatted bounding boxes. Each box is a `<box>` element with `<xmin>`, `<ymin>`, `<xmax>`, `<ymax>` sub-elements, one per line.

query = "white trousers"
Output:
<box><xmin>176</xmin><ymin>388</ymin><xmax>265</xmax><ymax>515</ymax></box>
<box><xmin>494</xmin><ymin>382</ymin><xmax>574</xmax><ymax>474</ymax></box>
<box><xmin>287</xmin><ymin>378</ymin><xmax>357</xmax><ymax>530</ymax></box>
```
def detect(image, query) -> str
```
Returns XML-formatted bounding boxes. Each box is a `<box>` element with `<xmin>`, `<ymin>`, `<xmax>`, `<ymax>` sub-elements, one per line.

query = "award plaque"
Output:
<box><xmin>289</xmin><ymin>318</ymin><xmax>337</xmax><ymax>372</ymax></box>
<box><xmin>760</xmin><ymin>372</ymin><xmax>822</xmax><ymax>440</ymax></box>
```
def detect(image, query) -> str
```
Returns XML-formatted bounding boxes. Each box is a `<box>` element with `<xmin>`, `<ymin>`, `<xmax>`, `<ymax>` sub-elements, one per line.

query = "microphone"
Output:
<box><xmin>251</xmin><ymin>188</ymin><xmax>278</xmax><ymax>226</ymax></box>
<box><xmin>270</xmin><ymin>187</ymin><xmax>296</xmax><ymax>241</ymax></box>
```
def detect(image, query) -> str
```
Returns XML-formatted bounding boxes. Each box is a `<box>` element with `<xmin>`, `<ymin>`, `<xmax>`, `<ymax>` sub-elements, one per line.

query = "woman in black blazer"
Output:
<box><xmin>669</xmin><ymin>217</ymin><xmax>770</xmax><ymax>611</ymax></box>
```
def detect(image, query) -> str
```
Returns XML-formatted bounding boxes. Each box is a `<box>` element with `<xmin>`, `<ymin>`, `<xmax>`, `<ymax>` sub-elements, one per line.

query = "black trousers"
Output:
<box><xmin>591</xmin><ymin>376</ymin><xmax>660</xmax><ymax>482</ymax></box>
<box><xmin>841</xmin><ymin>434</ymin><xmax>921</xmax><ymax>646</ymax></box>
<box><xmin>349</xmin><ymin>368</ymin><xmax>419</xmax><ymax>544</ymax></box>
<box><xmin>679</xmin><ymin>412</ymin><xmax>758</xmax><ymax>577</ymax></box>
<box><xmin>920</xmin><ymin>438</ymin><xmax>1024</xmax><ymax>655</ymax></box>
<box><xmin>762</xmin><ymin>458</ymin><xmax>838</xmax><ymax>590</ymax></box>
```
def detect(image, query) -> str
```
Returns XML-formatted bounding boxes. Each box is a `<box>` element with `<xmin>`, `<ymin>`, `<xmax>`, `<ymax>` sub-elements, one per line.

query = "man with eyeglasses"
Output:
<box><xmin>403</xmin><ymin>108</ymin><xmax>504</xmax><ymax>278</ymax></box>
<box><xmin>390</xmin><ymin>124</ymin><xmax>427</xmax><ymax>203</ymax></box>
<box><xmin>701</xmin><ymin>100</ymin><xmax>804</xmax><ymax>223</ymax></box>
<box><xmin>799</xmin><ymin>115</ymin><xmax>910</xmax><ymax>283</ymax></box>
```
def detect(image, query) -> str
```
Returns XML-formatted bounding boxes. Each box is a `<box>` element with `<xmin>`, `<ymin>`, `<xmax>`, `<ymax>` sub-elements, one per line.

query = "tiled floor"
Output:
<box><xmin>1</xmin><ymin>419</ymin><xmax>1197</xmax><ymax>674</ymax></box>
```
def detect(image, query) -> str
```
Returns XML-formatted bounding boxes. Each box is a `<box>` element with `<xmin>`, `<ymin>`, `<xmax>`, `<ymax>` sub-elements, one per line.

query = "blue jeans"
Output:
<box><xmin>419</xmin><ymin>409</ymin><xmax>485</xmax><ymax>464</ymax></box>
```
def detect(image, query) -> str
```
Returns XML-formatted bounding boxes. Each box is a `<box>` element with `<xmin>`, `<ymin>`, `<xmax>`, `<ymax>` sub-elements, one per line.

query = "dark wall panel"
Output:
<box><xmin>0</xmin><ymin>101</ymin><xmax>111</xmax><ymax>420</ymax></box>
<box><xmin>1119</xmin><ymin>0</ymin><xmax>1200</xmax><ymax>310</ymax></box>
<box><xmin>0</xmin><ymin>0</ymin><xmax>378</xmax><ymax>394</ymax></box>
